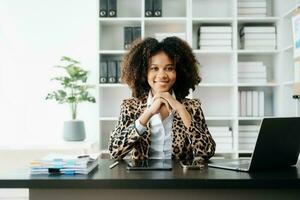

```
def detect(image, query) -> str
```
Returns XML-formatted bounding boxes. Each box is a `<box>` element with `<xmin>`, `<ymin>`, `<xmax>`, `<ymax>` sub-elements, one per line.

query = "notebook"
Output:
<box><xmin>208</xmin><ymin>117</ymin><xmax>300</xmax><ymax>172</ymax></box>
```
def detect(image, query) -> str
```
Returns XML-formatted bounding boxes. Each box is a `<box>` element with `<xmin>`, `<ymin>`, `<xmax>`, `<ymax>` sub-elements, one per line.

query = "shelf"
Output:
<box><xmin>237</xmin><ymin>17</ymin><xmax>279</xmax><ymax>23</ymax></box>
<box><xmin>238</xmin><ymin>82</ymin><xmax>278</xmax><ymax>87</ymax></box>
<box><xmin>98</xmin><ymin>83</ymin><xmax>127</xmax><ymax>88</ymax></box>
<box><xmin>237</xmin><ymin>50</ymin><xmax>279</xmax><ymax>55</ymax></box>
<box><xmin>193</xmin><ymin>50</ymin><xmax>233</xmax><ymax>55</ymax></box>
<box><xmin>192</xmin><ymin>17</ymin><xmax>234</xmax><ymax>23</ymax></box>
<box><xmin>99</xmin><ymin>18</ymin><xmax>141</xmax><ymax>25</ymax></box>
<box><xmin>144</xmin><ymin>17</ymin><xmax>186</xmax><ymax>24</ymax></box>
<box><xmin>199</xmin><ymin>83</ymin><xmax>235</xmax><ymax>87</ymax></box>
<box><xmin>238</xmin><ymin>117</ymin><xmax>264</xmax><ymax>120</ymax></box>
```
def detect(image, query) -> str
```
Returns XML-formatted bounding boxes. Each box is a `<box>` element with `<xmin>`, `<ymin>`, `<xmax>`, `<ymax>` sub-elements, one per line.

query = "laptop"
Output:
<box><xmin>208</xmin><ymin>117</ymin><xmax>300</xmax><ymax>172</ymax></box>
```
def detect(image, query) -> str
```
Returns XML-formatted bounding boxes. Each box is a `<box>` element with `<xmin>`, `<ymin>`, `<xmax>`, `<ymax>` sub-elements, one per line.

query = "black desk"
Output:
<box><xmin>1</xmin><ymin>159</ymin><xmax>300</xmax><ymax>200</ymax></box>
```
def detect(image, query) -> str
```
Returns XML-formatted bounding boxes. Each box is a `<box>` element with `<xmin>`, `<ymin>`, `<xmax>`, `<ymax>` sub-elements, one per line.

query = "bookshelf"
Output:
<box><xmin>98</xmin><ymin>0</ymin><xmax>300</xmax><ymax>158</ymax></box>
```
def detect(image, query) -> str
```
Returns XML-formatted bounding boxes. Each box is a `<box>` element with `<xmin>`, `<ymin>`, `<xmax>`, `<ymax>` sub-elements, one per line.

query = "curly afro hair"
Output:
<box><xmin>121</xmin><ymin>36</ymin><xmax>201</xmax><ymax>100</ymax></box>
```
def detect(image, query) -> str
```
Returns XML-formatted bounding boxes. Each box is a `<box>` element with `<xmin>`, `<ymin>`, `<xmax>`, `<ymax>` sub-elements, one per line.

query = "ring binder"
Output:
<box><xmin>108</xmin><ymin>0</ymin><xmax>117</xmax><ymax>17</ymax></box>
<box><xmin>99</xmin><ymin>0</ymin><xmax>108</xmax><ymax>17</ymax></box>
<box><xmin>145</xmin><ymin>0</ymin><xmax>153</xmax><ymax>17</ymax></box>
<box><xmin>153</xmin><ymin>0</ymin><xmax>162</xmax><ymax>17</ymax></box>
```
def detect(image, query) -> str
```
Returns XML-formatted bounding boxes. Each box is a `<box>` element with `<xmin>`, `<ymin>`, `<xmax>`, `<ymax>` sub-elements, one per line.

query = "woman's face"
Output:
<box><xmin>147</xmin><ymin>51</ymin><xmax>176</xmax><ymax>95</ymax></box>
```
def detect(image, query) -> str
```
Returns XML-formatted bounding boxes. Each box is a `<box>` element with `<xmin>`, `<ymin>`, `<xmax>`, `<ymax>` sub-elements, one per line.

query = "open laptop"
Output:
<box><xmin>208</xmin><ymin>117</ymin><xmax>300</xmax><ymax>172</ymax></box>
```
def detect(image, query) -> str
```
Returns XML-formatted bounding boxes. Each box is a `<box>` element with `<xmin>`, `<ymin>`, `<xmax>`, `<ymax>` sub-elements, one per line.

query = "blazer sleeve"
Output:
<box><xmin>184</xmin><ymin>99</ymin><xmax>216</xmax><ymax>160</ymax></box>
<box><xmin>108</xmin><ymin>99</ymin><xmax>142</xmax><ymax>160</ymax></box>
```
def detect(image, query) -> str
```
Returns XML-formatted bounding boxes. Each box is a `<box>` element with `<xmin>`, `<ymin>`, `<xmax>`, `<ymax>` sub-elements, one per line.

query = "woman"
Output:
<box><xmin>109</xmin><ymin>37</ymin><xmax>216</xmax><ymax>160</ymax></box>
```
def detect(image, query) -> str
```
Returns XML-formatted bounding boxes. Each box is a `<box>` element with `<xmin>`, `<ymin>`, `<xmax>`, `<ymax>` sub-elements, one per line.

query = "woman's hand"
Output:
<box><xmin>153</xmin><ymin>92</ymin><xmax>183</xmax><ymax>111</ymax></box>
<box><xmin>148</xmin><ymin>96</ymin><xmax>171</xmax><ymax>115</ymax></box>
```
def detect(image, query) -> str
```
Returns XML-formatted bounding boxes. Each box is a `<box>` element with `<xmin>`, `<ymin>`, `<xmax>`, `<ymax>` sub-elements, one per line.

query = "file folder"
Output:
<box><xmin>145</xmin><ymin>0</ymin><xmax>153</xmax><ymax>17</ymax></box>
<box><xmin>153</xmin><ymin>0</ymin><xmax>162</xmax><ymax>17</ymax></box>
<box><xmin>100</xmin><ymin>61</ymin><xmax>108</xmax><ymax>83</ymax></box>
<box><xmin>124</xmin><ymin>26</ymin><xmax>133</xmax><ymax>50</ymax></box>
<box><xmin>108</xmin><ymin>0</ymin><xmax>117</xmax><ymax>17</ymax></box>
<box><xmin>132</xmin><ymin>26</ymin><xmax>141</xmax><ymax>42</ymax></box>
<box><xmin>99</xmin><ymin>0</ymin><xmax>108</xmax><ymax>17</ymax></box>
<box><xmin>108</xmin><ymin>61</ymin><xmax>117</xmax><ymax>83</ymax></box>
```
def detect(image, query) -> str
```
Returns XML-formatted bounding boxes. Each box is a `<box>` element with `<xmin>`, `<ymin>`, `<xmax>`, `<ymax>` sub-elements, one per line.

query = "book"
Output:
<box><xmin>200</xmin><ymin>26</ymin><xmax>232</xmax><ymax>33</ymax></box>
<box><xmin>238</xmin><ymin>72</ymin><xmax>267</xmax><ymax>78</ymax></box>
<box><xmin>199</xmin><ymin>39</ymin><xmax>232</xmax><ymax>46</ymax></box>
<box><xmin>242</xmin><ymin>33</ymin><xmax>276</xmax><ymax>40</ymax></box>
<box><xmin>238</xmin><ymin>1</ymin><xmax>267</xmax><ymax>8</ymax></box>
<box><xmin>259</xmin><ymin>91</ymin><xmax>264</xmax><ymax>116</ymax></box>
<box><xmin>246</xmin><ymin>91</ymin><xmax>252</xmax><ymax>116</ymax></box>
<box><xmin>30</xmin><ymin>153</ymin><xmax>100</xmax><ymax>175</ymax></box>
<box><xmin>240</xmin><ymin>91</ymin><xmax>247</xmax><ymax>116</ymax></box>
<box><xmin>238</xmin><ymin>8</ymin><xmax>267</xmax><ymax>14</ymax></box>
<box><xmin>241</xmin><ymin>26</ymin><xmax>276</xmax><ymax>33</ymax></box>
<box><xmin>199</xmin><ymin>33</ymin><xmax>232</xmax><ymax>40</ymax></box>
<box><xmin>243</xmin><ymin>39</ymin><xmax>276</xmax><ymax>46</ymax></box>
<box><xmin>238</xmin><ymin>78</ymin><xmax>267</xmax><ymax>83</ymax></box>
<box><xmin>252</xmin><ymin>91</ymin><xmax>259</xmax><ymax>116</ymax></box>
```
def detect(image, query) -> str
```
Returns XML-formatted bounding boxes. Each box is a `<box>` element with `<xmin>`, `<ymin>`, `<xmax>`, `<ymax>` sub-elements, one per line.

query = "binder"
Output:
<box><xmin>100</xmin><ymin>61</ymin><xmax>108</xmax><ymax>83</ymax></box>
<box><xmin>124</xmin><ymin>26</ymin><xmax>133</xmax><ymax>50</ymax></box>
<box><xmin>108</xmin><ymin>0</ymin><xmax>117</xmax><ymax>17</ymax></box>
<box><xmin>132</xmin><ymin>26</ymin><xmax>141</xmax><ymax>42</ymax></box>
<box><xmin>99</xmin><ymin>0</ymin><xmax>108</xmax><ymax>17</ymax></box>
<box><xmin>145</xmin><ymin>0</ymin><xmax>153</xmax><ymax>17</ymax></box>
<box><xmin>108</xmin><ymin>61</ymin><xmax>117</xmax><ymax>83</ymax></box>
<box><xmin>117</xmin><ymin>60</ymin><xmax>122</xmax><ymax>83</ymax></box>
<box><xmin>153</xmin><ymin>0</ymin><xmax>162</xmax><ymax>17</ymax></box>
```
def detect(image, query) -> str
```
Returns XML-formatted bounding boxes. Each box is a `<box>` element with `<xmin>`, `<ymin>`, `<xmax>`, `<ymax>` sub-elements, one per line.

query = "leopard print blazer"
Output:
<box><xmin>109</xmin><ymin>95</ymin><xmax>216</xmax><ymax>160</ymax></box>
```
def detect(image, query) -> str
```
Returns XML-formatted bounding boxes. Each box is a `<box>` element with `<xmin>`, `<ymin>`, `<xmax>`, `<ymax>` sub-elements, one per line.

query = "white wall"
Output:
<box><xmin>0</xmin><ymin>0</ymin><xmax>98</xmax><ymax>145</ymax></box>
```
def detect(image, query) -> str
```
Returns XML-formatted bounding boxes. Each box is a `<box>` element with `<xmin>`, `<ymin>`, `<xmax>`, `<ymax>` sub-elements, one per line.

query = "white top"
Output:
<box><xmin>135</xmin><ymin>92</ymin><xmax>175</xmax><ymax>159</ymax></box>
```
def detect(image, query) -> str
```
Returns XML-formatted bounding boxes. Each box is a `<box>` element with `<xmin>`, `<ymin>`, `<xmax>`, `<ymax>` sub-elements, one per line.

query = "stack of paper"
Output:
<box><xmin>239</xmin><ymin>90</ymin><xmax>264</xmax><ymax>117</ymax></box>
<box><xmin>30</xmin><ymin>153</ymin><xmax>100</xmax><ymax>175</ymax></box>
<box><xmin>240</xmin><ymin>26</ymin><xmax>276</xmax><ymax>50</ymax></box>
<box><xmin>238</xmin><ymin>62</ymin><xmax>267</xmax><ymax>83</ymax></box>
<box><xmin>238</xmin><ymin>0</ymin><xmax>267</xmax><ymax>17</ymax></box>
<box><xmin>239</xmin><ymin>125</ymin><xmax>259</xmax><ymax>150</ymax></box>
<box><xmin>198</xmin><ymin>26</ymin><xmax>232</xmax><ymax>50</ymax></box>
<box><xmin>209</xmin><ymin>126</ymin><xmax>232</xmax><ymax>151</ymax></box>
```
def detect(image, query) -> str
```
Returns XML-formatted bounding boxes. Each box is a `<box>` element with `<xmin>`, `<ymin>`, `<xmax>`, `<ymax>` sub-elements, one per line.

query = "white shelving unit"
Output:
<box><xmin>98</xmin><ymin>0</ymin><xmax>300</xmax><ymax>158</ymax></box>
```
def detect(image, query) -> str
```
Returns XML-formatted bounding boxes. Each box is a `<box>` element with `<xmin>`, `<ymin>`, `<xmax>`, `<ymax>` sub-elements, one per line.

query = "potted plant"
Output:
<box><xmin>46</xmin><ymin>56</ymin><xmax>96</xmax><ymax>141</ymax></box>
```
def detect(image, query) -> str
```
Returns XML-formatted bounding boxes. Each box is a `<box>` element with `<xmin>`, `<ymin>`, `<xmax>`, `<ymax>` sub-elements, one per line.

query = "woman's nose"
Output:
<box><xmin>157</xmin><ymin>69</ymin><xmax>167</xmax><ymax>77</ymax></box>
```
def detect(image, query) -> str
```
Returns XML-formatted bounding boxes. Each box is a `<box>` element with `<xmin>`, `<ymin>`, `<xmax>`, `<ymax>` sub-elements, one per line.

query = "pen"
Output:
<box><xmin>109</xmin><ymin>161</ymin><xmax>119</xmax><ymax>169</ymax></box>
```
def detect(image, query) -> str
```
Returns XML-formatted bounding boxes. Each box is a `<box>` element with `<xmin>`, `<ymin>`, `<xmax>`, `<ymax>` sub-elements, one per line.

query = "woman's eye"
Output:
<box><xmin>166</xmin><ymin>67</ymin><xmax>175</xmax><ymax>71</ymax></box>
<box><xmin>151</xmin><ymin>67</ymin><xmax>159</xmax><ymax>71</ymax></box>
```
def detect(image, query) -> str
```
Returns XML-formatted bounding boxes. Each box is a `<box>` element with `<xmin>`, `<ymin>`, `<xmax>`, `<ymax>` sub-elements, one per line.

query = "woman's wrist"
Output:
<box><xmin>139</xmin><ymin>108</ymin><xmax>153</xmax><ymax>126</ymax></box>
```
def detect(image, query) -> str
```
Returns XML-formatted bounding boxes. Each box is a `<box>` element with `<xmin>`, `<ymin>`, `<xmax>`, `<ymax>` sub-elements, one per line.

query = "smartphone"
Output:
<box><xmin>180</xmin><ymin>159</ymin><xmax>204</xmax><ymax>170</ymax></box>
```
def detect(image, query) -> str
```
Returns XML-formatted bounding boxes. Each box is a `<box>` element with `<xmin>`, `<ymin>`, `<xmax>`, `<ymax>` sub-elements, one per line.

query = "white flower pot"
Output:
<box><xmin>63</xmin><ymin>120</ymin><xmax>86</xmax><ymax>141</ymax></box>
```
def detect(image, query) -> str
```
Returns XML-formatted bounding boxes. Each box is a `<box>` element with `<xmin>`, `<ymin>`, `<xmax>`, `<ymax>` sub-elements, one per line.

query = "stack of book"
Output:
<box><xmin>239</xmin><ymin>90</ymin><xmax>264</xmax><ymax>117</ymax></box>
<box><xmin>30</xmin><ymin>153</ymin><xmax>99</xmax><ymax>175</ymax></box>
<box><xmin>239</xmin><ymin>125</ymin><xmax>259</xmax><ymax>150</ymax></box>
<box><xmin>238</xmin><ymin>61</ymin><xmax>267</xmax><ymax>83</ymax></box>
<box><xmin>240</xmin><ymin>26</ymin><xmax>276</xmax><ymax>50</ymax></box>
<box><xmin>198</xmin><ymin>26</ymin><xmax>232</xmax><ymax>50</ymax></box>
<box><xmin>238</xmin><ymin>0</ymin><xmax>267</xmax><ymax>17</ymax></box>
<box><xmin>209</xmin><ymin>126</ymin><xmax>232</xmax><ymax>151</ymax></box>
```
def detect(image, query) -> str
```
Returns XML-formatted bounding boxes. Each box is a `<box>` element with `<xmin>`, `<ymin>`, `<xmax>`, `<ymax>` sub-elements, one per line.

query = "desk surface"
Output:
<box><xmin>0</xmin><ymin>159</ymin><xmax>300</xmax><ymax>189</ymax></box>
